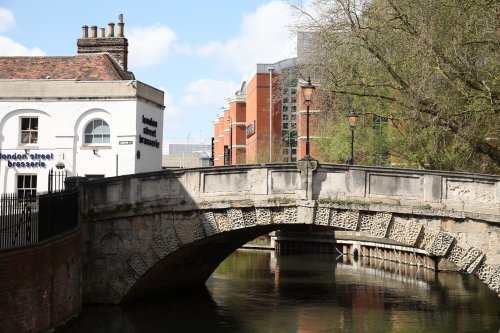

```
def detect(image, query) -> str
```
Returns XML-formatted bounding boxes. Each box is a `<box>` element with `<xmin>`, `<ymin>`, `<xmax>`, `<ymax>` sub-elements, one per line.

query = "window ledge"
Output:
<box><xmin>80</xmin><ymin>146</ymin><xmax>112</xmax><ymax>150</ymax></box>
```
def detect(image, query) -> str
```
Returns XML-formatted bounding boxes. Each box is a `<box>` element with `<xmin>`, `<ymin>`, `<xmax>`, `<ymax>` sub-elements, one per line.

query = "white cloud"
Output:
<box><xmin>177</xmin><ymin>1</ymin><xmax>297</xmax><ymax>73</ymax></box>
<box><xmin>0</xmin><ymin>8</ymin><xmax>15</xmax><ymax>33</ymax></box>
<box><xmin>0</xmin><ymin>8</ymin><xmax>45</xmax><ymax>56</ymax></box>
<box><xmin>162</xmin><ymin>89</ymin><xmax>184</xmax><ymax>132</ymax></box>
<box><xmin>0</xmin><ymin>36</ymin><xmax>46</xmax><ymax>56</ymax></box>
<box><xmin>180</xmin><ymin>79</ymin><xmax>240</xmax><ymax>108</ymax></box>
<box><xmin>127</xmin><ymin>24</ymin><xmax>177</xmax><ymax>68</ymax></box>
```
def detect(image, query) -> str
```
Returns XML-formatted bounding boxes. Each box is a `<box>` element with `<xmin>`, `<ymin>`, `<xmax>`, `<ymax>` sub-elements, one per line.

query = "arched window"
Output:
<box><xmin>84</xmin><ymin>119</ymin><xmax>110</xmax><ymax>144</ymax></box>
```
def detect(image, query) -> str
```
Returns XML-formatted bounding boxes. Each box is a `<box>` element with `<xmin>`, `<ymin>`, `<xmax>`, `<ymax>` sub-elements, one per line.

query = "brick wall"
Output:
<box><xmin>0</xmin><ymin>228</ymin><xmax>82</xmax><ymax>333</ymax></box>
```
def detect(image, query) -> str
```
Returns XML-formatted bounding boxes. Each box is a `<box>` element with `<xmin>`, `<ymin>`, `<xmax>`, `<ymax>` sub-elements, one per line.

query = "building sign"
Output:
<box><xmin>246</xmin><ymin>120</ymin><xmax>255</xmax><ymax>138</ymax></box>
<box><xmin>139</xmin><ymin>115</ymin><xmax>160</xmax><ymax>148</ymax></box>
<box><xmin>0</xmin><ymin>152</ymin><xmax>54</xmax><ymax>168</ymax></box>
<box><xmin>210</xmin><ymin>137</ymin><xmax>214</xmax><ymax>166</ymax></box>
<box><xmin>224</xmin><ymin>145</ymin><xmax>229</xmax><ymax>165</ymax></box>
<box><xmin>119</xmin><ymin>140</ymin><xmax>133</xmax><ymax>145</ymax></box>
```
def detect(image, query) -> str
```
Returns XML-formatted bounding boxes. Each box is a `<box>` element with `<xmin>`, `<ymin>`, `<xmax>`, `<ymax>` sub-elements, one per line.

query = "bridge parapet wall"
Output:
<box><xmin>80</xmin><ymin>162</ymin><xmax>499</xmax><ymax>220</ymax></box>
<box><xmin>315</xmin><ymin>165</ymin><xmax>499</xmax><ymax>217</ymax></box>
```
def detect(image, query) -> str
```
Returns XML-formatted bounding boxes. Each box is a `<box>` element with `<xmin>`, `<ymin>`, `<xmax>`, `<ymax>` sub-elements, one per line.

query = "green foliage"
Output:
<box><xmin>294</xmin><ymin>0</ymin><xmax>500</xmax><ymax>173</ymax></box>
<box><xmin>267</xmin><ymin>196</ymin><xmax>294</xmax><ymax>204</ymax></box>
<box><xmin>318</xmin><ymin>197</ymin><xmax>372</xmax><ymax>206</ymax></box>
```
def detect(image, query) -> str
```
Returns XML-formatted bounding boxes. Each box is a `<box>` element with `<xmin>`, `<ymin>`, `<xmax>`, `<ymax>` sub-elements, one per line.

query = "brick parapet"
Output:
<box><xmin>0</xmin><ymin>227</ymin><xmax>82</xmax><ymax>333</ymax></box>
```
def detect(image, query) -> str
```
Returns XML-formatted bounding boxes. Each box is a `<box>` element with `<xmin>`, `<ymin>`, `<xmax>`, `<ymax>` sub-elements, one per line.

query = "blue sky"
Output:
<box><xmin>0</xmin><ymin>0</ymin><xmax>304</xmax><ymax>148</ymax></box>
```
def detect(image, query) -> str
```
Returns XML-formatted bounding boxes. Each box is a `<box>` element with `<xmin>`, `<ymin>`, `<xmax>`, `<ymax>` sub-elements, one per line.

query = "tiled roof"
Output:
<box><xmin>0</xmin><ymin>54</ymin><xmax>134</xmax><ymax>81</ymax></box>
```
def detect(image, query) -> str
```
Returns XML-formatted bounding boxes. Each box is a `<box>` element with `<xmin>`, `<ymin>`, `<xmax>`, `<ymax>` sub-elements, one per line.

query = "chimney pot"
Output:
<box><xmin>99</xmin><ymin>28</ymin><xmax>105</xmax><ymax>38</ymax></box>
<box><xmin>81</xmin><ymin>25</ymin><xmax>89</xmax><ymax>38</ymax></box>
<box><xmin>117</xmin><ymin>14</ymin><xmax>124</xmax><ymax>37</ymax></box>
<box><xmin>108</xmin><ymin>22</ymin><xmax>115</xmax><ymax>37</ymax></box>
<box><xmin>90</xmin><ymin>25</ymin><xmax>97</xmax><ymax>38</ymax></box>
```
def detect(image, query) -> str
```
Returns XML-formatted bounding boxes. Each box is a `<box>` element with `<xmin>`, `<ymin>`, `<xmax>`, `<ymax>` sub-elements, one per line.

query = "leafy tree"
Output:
<box><xmin>291</xmin><ymin>0</ymin><xmax>499</xmax><ymax>172</ymax></box>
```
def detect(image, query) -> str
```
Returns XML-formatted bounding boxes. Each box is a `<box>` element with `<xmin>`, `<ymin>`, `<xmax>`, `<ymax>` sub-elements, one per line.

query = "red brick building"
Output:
<box><xmin>213</xmin><ymin>56</ymin><xmax>320</xmax><ymax>166</ymax></box>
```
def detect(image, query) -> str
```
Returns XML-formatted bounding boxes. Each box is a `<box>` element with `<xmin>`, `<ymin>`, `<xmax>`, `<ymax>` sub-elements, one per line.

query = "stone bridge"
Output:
<box><xmin>76</xmin><ymin>162</ymin><xmax>500</xmax><ymax>303</ymax></box>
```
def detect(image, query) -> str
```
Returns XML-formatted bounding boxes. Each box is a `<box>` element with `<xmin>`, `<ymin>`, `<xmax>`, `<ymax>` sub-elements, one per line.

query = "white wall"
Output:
<box><xmin>0</xmin><ymin>96</ymin><xmax>163</xmax><ymax>194</ymax></box>
<box><xmin>135</xmin><ymin>101</ymin><xmax>163</xmax><ymax>173</ymax></box>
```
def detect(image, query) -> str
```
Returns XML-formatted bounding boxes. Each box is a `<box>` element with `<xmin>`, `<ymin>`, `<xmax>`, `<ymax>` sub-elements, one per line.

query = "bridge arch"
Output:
<box><xmin>77</xmin><ymin>162</ymin><xmax>500</xmax><ymax>304</ymax></box>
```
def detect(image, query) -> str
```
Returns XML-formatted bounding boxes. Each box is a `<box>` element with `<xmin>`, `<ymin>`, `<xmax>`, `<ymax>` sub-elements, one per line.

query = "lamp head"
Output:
<box><xmin>301</xmin><ymin>76</ymin><xmax>315</xmax><ymax>105</ymax></box>
<box><xmin>348</xmin><ymin>109</ymin><xmax>358</xmax><ymax>128</ymax></box>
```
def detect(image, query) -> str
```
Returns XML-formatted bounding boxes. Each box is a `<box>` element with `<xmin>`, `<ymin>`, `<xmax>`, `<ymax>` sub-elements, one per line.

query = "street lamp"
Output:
<box><xmin>227</xmin><ymin>116</ymin><xmax>232</xmax><ymax>165</ymax></box>
<box><xmin>268</xmin><ymin>67</ymin><xmax>274</xmax><ymax>163</ymax></box>
<box><xmin>301</xmin><ymin>76</ymin><xmax>316</xmax><ymax>160</ymax></box>
<box><xmin>347</xmin><ymin>109</ymin><xmax>358</xmax><ymax>165</ymax></box>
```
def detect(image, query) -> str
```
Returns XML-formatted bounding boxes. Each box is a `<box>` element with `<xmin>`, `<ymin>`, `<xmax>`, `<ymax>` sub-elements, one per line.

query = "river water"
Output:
<box><xmin>68</xmin><ymin>249</ymin><xmax>500</xmax><ymax>333</ymax></box>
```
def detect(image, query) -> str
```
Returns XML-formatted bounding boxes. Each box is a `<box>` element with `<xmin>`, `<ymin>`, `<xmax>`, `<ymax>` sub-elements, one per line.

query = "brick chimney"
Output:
<box><xmin>77</xmin><ymin>14</ymin><xmax>128</xmax><ymax>70</ymax></box>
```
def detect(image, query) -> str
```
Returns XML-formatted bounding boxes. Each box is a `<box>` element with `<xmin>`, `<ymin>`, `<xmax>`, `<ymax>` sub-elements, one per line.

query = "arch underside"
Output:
<box><xmin>105</xmin><ymin>206</ymin><xmax>500</xmax><ymax>304</ymax></box>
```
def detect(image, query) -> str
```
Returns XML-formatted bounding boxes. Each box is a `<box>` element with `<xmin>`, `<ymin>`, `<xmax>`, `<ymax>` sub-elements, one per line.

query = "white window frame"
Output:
<box><xmin>84</xmin><ymin>119</ymin><xmax>111</xmax><ymax>145</ymax></box>
<box><xmin>17</xmin><ymin>174</ymin><xmax>37</xmax><ymax>198</ymax></box>
<box><xmin>20</xmin><ymin>117</ymin><xmax>38</xmax><ymax>145</ymax></box>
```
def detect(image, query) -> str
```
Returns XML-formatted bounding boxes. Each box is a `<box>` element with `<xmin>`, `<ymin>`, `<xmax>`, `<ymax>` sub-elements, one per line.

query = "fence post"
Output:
<box><xmin>65</xmin><ymin>176</ymin><xmax>87</xmax><ymax>191</ymax></box>
<box><xmin>48</xmin><ymin>169</ymin><xmax>53</xmax><ymax>193</ymax></box>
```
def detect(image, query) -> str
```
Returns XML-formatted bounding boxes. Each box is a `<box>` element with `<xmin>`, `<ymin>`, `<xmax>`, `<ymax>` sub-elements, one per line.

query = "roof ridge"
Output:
<box><xmin>0</xmin><ymin>54</ymin><xmax>135</xmax><ymax>81</ymax></box>
<box><xmin>99</xmin><ymin>53</ymin><xmax>134</xmax><ymax>80</ymax></box>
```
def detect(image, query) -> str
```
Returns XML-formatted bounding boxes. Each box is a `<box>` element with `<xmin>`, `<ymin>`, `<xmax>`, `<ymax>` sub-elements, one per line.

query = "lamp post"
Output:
<box><xmin>268</xmin><ymin>67</ymin><xmax>274</xmax><ymax>163</ymax></box>
<box><xmin>347</xmin><ymin>109</ymin><xmax>358</xmax><ymax>165</ymax></box>
<box><xmin>301</xmin><ymin>76</ymin><xmax>316</xmax><ymax>160</ymax></box>
<box><xmin>227</xmin><ymin>116</ymin><xmax>232</xmax><ymax>165</ymax></box>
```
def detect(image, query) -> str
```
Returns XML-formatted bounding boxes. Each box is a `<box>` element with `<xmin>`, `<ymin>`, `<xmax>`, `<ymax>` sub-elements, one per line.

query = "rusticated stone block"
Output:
<box><xmin>127</xmin><ymin>252</ymin><xmax>148</xmax><ymax>276</ymax></box>
<box><xmin>417</xmin><ymin>228</ymin><xmax>437</xmax><ymax>250</ymax></box>
<box><xmin>242</xmin><ymin>208</ymin><xmax>257</xmax><ymax>227</ymax></box>
<box><xmin>200</xmin><ymin>211</ymin><xmax>218</xmax><ymax>236</ymax></box>
<box><xmin>428</xmin><ymin>232</ymin><xmax>454</xmax><ymax>256</ymax></box>
<box><xmin>214</xmin><ymin>211</ymin><xmax>232</xmax><ymax>231</ymax></box>
<box><xmin>476</xmin><ymin>263</ymin><xmax>495</xmax><ymax>284</ymax></box>
<box><xmin>190</xmin><ymin>216</ymin><xmax>206</xmax><ymax>239</ymax></box>
<box><xmin>315</xmin><ymin>207</ymin><xmax>330</xmax><ymax>226</ymax></box>
<box><xmin>458</xmin><ymin>247</ymin><xmax>483</xmax><ymax>273</ymax></box>
<box><xmin>466</xmin><ymin>252</ymin><xmax>484</xmax><ymax>274</ymax></box>
<box><xmin>489</xmin><ymin>267</ymin><xmax>500</xmax><ymax>293</ymax></box>
<box><xmin>256</xmin><ymin>208</ymin><xmax>271</xmax><ymax>225</ymax></box>
<box><xmin>402</xmin><ymin>220</ymin><xmax>423</xmax><ymax>246</ymax></box>
<box><xmin>142</xmin><ymin>248</ymin><xmax>159</xmax><ymax>271</ymax></box>
<box><xmin>271</xmin><ymin>208</ymin><xmax>286</xmax><ymax>224</ymax></box>
<box><xmin>151</xmin><ymin>229</ymin><xmax>179</xmax><ymax>258</ymax></box>
<box><xmin>360</xmin><ymin>212</ymin><xmax>392</xmax><ymax>238</ymax></box>
<box><xmin>119</xmin><ymin>268</ymin><xmax>139</xmax><ymax>289</ymax></box>
<box><xmin>387</xmin><ymin>217</ymin><xmax>406</xmax><ymax>243</ymax></box>
<box><xmin>284</xmin><ymin>207</ymin><xmax>298</xmax><ymax>223</ymax></box>
<box><xmin>175</xmin><ymin>216</ymin><xmax>205</xmax><ymax>244</ymax></box>
<box><xmin>390</xmin><ymin>217</ymin><xmax>424</xmax><ymax>246</ymax></box>
<box><xmin>446</xmin><ymin>243</ymin><xmax>465</xmax><ymax>265</ymax></box>
<box><xmin>228</xmin><ymin>209</ymin><xmax>245</xmax><ymax>229</ymax></box>
<box><xmin>331</xmin><ymin>210</ymin><xmax>359</xmax><ymax>230</ymax></box>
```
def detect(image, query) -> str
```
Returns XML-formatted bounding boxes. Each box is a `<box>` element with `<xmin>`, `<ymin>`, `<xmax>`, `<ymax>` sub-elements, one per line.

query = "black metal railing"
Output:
<box><xmin>38</xmin><ymin>189</ymin><xmax>78</xmax><ymax>242</ymax></box>
<box><xmin>0</xmin><ymin>189</ymin><xmax>78</xmax><ymax>251</ymax></box>
<box><xmin>48</xmin><ymin>169</ymin><xmax>67</xmax><ymax>193</ymax></box>
<box><xmin>0</xmin><ymin>193</ymin><xmax>38</xmax><ymax>249</ymax></box>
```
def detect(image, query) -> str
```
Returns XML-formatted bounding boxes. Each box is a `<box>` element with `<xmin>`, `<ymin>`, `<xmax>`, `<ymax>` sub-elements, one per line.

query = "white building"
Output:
<box><xmin>162</xmin><ymin>142</ymin><xmax>213</xmax><ymax>168</ymax></box>
<box><xmin>0</xmin><ymin>15</ymin><xmax>164</xmax><ymax>195</ymax></box>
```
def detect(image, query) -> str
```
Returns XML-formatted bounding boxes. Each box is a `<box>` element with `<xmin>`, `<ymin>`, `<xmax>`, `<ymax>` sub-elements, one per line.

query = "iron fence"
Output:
<box><xmin>0</xmin><ymin>189</ymin><xmax>78</xmax><ymax>251</ymax></box>
<box><xmin>0</xmin><ymin>193</ymin><xmax>38</xmax><ymax>249</ymax></box>
<box><xmin>38</xmin><ymin>189</ymin><xmax>78</xmax><ymax>242</ymax></box>
<box><xmin>48</xmin><ymin>169</ymin><xmax>67</xmax><ymax>193</ymax></box>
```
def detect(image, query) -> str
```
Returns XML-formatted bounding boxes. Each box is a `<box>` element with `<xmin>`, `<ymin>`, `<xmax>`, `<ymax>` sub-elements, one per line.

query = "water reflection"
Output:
<box><xmin>67</xmin><ymin>289</ymin><xmax>238</xmax><ymax>333</ymax></box>
<box><xmin>67</xmin><ymin>250</ymin><xmax>500</xmax><ymax>333</ymax></box>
